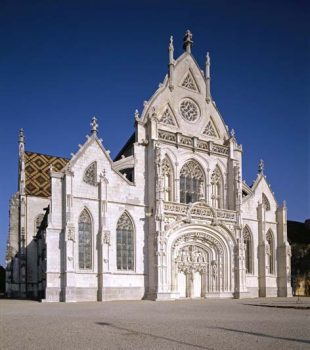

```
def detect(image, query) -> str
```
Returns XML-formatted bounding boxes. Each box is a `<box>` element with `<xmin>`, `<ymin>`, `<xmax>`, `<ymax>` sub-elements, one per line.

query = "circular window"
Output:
<box><xmin>179</xmin><ymin>98</ymin><xmax>200</xmax><ymax>122</ymax></box>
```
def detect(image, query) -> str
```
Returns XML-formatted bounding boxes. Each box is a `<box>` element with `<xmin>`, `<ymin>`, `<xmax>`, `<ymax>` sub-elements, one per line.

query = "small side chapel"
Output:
<box><xmin>6</xmin><ymin>31</ymin><xmax>292</xmax><ymax>301</ymax></box>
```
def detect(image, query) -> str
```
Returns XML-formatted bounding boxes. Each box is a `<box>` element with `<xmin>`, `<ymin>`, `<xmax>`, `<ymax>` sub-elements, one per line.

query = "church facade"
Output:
<box><xmin>6</xmin><ymin>31</ymin><xmax>292</xmax><ymax>301</ymax></box>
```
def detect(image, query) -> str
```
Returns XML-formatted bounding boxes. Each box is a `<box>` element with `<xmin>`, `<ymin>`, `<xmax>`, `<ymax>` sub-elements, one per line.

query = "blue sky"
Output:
<box><xmin>0</xmin><ymin>0</ymin><xmax>309</xmax><ymax>265</ymax></box>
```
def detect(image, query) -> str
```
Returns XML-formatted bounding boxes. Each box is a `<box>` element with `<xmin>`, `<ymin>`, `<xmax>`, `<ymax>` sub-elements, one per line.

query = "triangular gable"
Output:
<box><xmin>159</xmin><ymin>105</ymin><xmax>178</xmax><ymax>126</ymax></box>
<box><xmin>202</xmin><ymin>118</ymin><xmax>219</xmax><ymax>138</ymax></box>
<box><xmin>180</xmin><ymin>70</ymin><xmax>199</xmax><ymax>92</ymax></box>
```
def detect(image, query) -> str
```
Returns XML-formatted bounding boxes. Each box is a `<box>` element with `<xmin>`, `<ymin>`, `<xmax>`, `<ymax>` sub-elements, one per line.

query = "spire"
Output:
<box><xmin>183</xmin><ymin>30</ymin><xmax>193</xmax><ymax>53</ymax></box>
<box><xmin>205</xmin><ymin>52</ymin><xmax>211</xmax><ymax>102</ymax></box>
<box><xmin>258</xmin><ymin>159</ymin><xmax>264</xmax><ymax>175</ymax></box>
<box><xmin>18</xmin><ymin>128</ymin><xmax>25</xmax><ymax>194</ymax></box>
<box><xmin>90</xmin><ymin>116</ymin><xmax>98</xmax><ymax>135</ymax></box>
<box><xmin>168</xmin><ymin>35</ymin><xmax>174</xmax><ymax>91</ymax></box>
<box><xmin>19</xmin><ymin>128</ymin><xmax>25</xmax><ymax>144</ymax></box>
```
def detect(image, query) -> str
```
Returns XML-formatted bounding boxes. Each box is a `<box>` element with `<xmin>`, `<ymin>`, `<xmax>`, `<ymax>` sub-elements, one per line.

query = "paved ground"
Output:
<box><xmin>1</xmin><ymin>298</ymin><xmax>309</xmax><ymax>350</ymax></box>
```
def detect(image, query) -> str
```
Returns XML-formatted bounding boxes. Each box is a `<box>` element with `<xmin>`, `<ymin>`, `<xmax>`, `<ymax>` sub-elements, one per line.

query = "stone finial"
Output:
<box><xmin>206</xmin><ymin>52</ymin><xmax>210</xmax><ymax>77</ymax></box>
<box><xmin>134</xmin><ymin>109</ymin><xmax>140</xmax><ymax>121</ymax></box>
<box><xmin>90</xmin><ymin>116</ymin><xmax>98</xmax><ymax>135</ymax></box>
<box><xmin>283</xmin><ymin>200</ymin><xmax>287</xmax><ymax>208</ymax></box>
<box><xmin>169</xmin><ymin>35</ymin><xmax>174</xmax><ymax>53</ymax></box>
<box><xmin>205</xmin><ymin>52</ymin><xmax>211</xmax><ymax>102</ymax></box>
<box><xmin>258</xmin><ymin>159</ymin><xmax>264</xmax><ymax>174</ymax></box>
<box><xmin>183</xmin><ymin>30</ymin><xmax>193</xmax><ymax>53</ymax></box>
<box><xmin>19</xmin><ymin>128</ymin><xmax>25</xmax><ymax>143</ymax></box>
<box><xmin>230</xmin><ymin>129</ymin><xmax>235</xmax><ymax>138</ymax></box>
<box><xmin>168</xmin><ymin>35</ymin><xmax>174</xmax><ymax>91</ymax></box>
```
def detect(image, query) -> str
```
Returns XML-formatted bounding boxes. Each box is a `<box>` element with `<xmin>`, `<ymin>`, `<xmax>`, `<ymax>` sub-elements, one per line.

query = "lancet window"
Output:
<box><xmin>211</xmin><ymin>166</ymin><xmax>224</xmax><ymax>209</ymax></box>
<box><xmin>243</xmin><ymin>226</ymin><xmax>253</xmax><ymax>274</ymax></box>
<box><xmin>266</xmin><ymin>230</ymin><xmax>274</xmax><ymax>274</ymax></box>
<box><xmin>262</xmin><ymin>193</ymin><xmax>270</xmax><ymax>211</ymax></box>
<box><xmin>117</xmin><ymin>212</ymin><xmax>134</xmax><ymax>271</ymax></box>
<box><xmin>162</xmin><ymin>157</ymin><xmax>173</xmax><ymax>201</ymax></box>
<box><xmin>180</xmin><ymin>160</ymin><xmax>204</xmax><ymax>204</ymax></box>
<box><xmin>78</xmin><ymin>209</ymin><xmax>92</xmax><ymax>269</ymax></box>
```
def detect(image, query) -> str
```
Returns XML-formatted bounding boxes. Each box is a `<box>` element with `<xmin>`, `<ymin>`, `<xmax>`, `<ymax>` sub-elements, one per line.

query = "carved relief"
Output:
<box><xmin>175</xmin><ymin>245</ymin><xmax>208</xmax><ymax>273</ymax></box>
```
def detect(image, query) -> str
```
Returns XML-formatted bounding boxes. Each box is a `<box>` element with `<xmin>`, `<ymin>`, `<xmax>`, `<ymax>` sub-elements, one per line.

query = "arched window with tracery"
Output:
<box><xmin>266</xmin><ymin>230</ymin><xmax>274</xmax><ymax>274</ymax></box>
<box><xmin>162</xmin><ymin>157</ymin><xmax>173</xmax><ymax>201</ymax></box>
<box><xmin>243</xmin><ymin>226</ymin><xmax>253</xmax><ymax>274</ymax></box>
<box><xmin>78</xmin><ymin>209</ymin><xmax>92</xmax><ymax>269</ymax></box>
<box><xmin>211</xmin><ymin>166</ymin><xmax>224</xmax><ymax>208</ymax></box>
<box><xmin>180</xmin><ymin>160</ymin><xmax>204</xmax><ymax>204</ymax></box>
<box><xmin>117</xmin><ymin>212</ymin><xmax>134</xmax><ymax>271</ymax></box>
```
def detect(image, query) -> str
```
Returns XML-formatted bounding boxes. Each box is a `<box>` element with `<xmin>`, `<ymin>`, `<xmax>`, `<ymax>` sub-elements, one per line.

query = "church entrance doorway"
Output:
<box><xmin>174</xmin><ymin>245</ymin><xmax>207</xmax><ymax>298</ymax></box>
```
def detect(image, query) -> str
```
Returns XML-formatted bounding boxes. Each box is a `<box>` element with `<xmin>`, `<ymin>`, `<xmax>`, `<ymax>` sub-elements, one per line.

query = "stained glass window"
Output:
<box><xmin>117</xmin><ymin>213</ymin><xmax>134</xmax><ymax>270</ymax></box>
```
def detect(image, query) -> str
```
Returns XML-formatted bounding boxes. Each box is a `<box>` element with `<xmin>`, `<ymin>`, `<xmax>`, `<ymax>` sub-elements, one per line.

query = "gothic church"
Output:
<box><xmin>6</xmin><ymin>31</ymin><xmax>292</xmax><ymax>301</ymax></box>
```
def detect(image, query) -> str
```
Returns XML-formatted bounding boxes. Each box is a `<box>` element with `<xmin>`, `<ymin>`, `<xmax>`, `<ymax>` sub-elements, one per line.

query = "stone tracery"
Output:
<box><xmin>179</xmin><ymin>99</ymin><xmax>199</xmax><ymax>122</ymax></box>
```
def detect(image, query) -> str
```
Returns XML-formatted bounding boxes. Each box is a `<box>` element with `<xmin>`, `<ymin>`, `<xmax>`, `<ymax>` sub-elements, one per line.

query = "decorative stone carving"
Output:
<box><xmin>203</xmin><ymin>120</ymin><xmax>217</xmax><ymax>137</ymax></box>
<box><xmin>160</xmin><ymin>107</ymin><xmax>176</xmax><ymax>126</ymax></box>
<box><xmin>175</xmin><ymin>245</ymin><xmax>208</xmax><ymax>273</ymax></box>
<box><xmin>66</xmin><ymin>225</ymin><xmax>75</xmax><ymax>242</ymax></box>
<box><xmin>181</xmin><ymin>72</ymin><xmax>198</xmax><ymax>91</ymax></box>
<box><xmin>158</xmin><ymin>130</ymin><xmax>176</xmax><ymax>142</ymax></box>
<box><xmin>180</xmin><ymin>160</ymin><xmax>203</xmax><ymax>180</ymax></box>
<box><xmin>102</xmin><ymin>230</ymin><xmax>111</xmax><ymax>245</ymax></box>
<box><xmin>179</xmin><ymin>98</ymin><xmax>200</xmax><ymax>122</ymax></box>
<box><xmin>180</xmin><ymin>136</ymin><xmax>192</xmax><ymax>146</ymax></box>
<box><xmin>117</xmin><ymin>212</ymin><xmax>132</xmax><ymax>230</ymax></box>
<box><xmin>172</xmin><ymin>232</ymin><xmax>224</xmax><ymax>254</ymax></box>
<box><xmin>163</xmin><ymin>201</ymin><xmax>237</xmax><ymax>222</ymax></box>
<box><xmin>197</xmin><ymin>140</ymin><xmax>208</xmax><ymax>150</ymax></box>
<box><xmin>211</xmin><ymin>144</ymin><xmax>229</xmax><ymax>156</ymax></box>
<box><xmin>83</xmin><ymin>161</ymin><xmax>97</xmax><ymax>186</ymax></box>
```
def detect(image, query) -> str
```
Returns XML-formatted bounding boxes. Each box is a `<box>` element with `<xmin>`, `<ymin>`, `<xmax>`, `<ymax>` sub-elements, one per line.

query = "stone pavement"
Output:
<box><xmin>1</xmin><ymin>298</ymin><xmax>309</xmax><ymax>350</ymax></box>
<box><xmin>239</xmin><ymin>296</ymin><xmax>310</xmax><ymax>309</ymax></box>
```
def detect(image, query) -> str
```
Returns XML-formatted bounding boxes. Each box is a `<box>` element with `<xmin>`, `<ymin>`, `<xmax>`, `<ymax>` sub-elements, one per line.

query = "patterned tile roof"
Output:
<box><xmin>25</xmin><ymin>151</ymin><xmax>69</xmax><ymax>197</ymax></box>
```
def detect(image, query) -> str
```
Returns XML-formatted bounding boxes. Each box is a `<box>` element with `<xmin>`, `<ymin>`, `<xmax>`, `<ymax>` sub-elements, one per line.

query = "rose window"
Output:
<box><xmin>179</xmin><ymin>98</ymin><xmax>200</xmax><ymax>122</ymax></box>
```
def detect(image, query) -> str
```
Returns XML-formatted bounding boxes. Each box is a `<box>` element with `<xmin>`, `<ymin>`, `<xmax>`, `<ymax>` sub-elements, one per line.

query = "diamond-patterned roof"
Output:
<box><xmin>25</xmin><ymin>151</ymin><xmax>69</xmax><ymax>197</ymax></box>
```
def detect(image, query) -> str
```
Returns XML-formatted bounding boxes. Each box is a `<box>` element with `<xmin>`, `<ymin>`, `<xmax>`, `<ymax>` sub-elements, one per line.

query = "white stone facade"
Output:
<box><xmin>6</xmin><ymin>31</ymin><xmax>292</xmax><ymax>301</ymax></box>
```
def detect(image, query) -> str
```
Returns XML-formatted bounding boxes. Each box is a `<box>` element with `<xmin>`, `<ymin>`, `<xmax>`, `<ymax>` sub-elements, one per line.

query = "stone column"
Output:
<box><xmin>234</xmin><ymin>236</ymin><xmax>247</xmax><ymax>298</ymax></box>
<box><xmin>63</xmin><ymin>169</ymin><xmax>76</xmax><ymax>302</ymax></box>
<box><xmin>98</xmin><ymin>172</ymin><xmax>109</xmax><ymax>301</ymax></box>
<box><xmin>257</xmin><ymin>203</ymin><xmax>267</xmax><ymax>297</ymax></box>
<box><xmin>276</xmin><ymin>203</ymin><xmax>292</xmax><ymax>297</ymax></box>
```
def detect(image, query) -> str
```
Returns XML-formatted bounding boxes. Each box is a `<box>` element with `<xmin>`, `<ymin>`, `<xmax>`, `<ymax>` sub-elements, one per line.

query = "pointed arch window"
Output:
<box><xmin>83</xmin><ymin>161</ymin><xmax>97</xmax><ymax>186</ymax></box>
<box><xmin>266</xmin><ymin>230</ymin><xmax>274</xmax><ymax>274</ymax></box>
<box><xmin>78</xmin><ymin>209</ymin><xmax>92</xmax><ymax>269</ymax></box>
<box><xmin>162</xmin><ymin>157</ymin><xmax>173</xmax><ymax>201</ymax></box>
<box><xmin>243</xmin><ymin>226</ymin><xmax>253</xmax><ymax>274</ymax></box>
<box><xmin>211</xmin><ymin>166</ymin><xmax>224</xmax><ymax>209</ymax></box>
<box><xmin>117</xmin><ymin>212</ymin><xmax>134</xmax><ymax>271</ymax></box>
<box><xmin>180</xmin><ymin>160</ymin><xmax>204</xmax><ymax>204</ymax></box>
